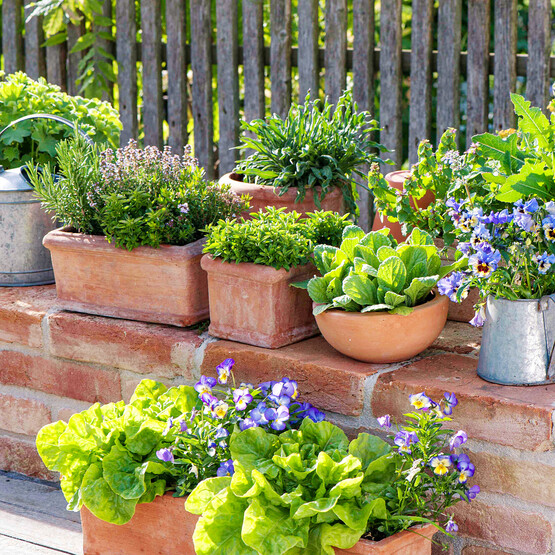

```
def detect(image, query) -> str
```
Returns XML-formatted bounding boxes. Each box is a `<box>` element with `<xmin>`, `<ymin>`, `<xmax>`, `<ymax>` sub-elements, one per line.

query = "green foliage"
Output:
<box><xmin>235</xmin><ymin>90</ymin><xmax>386</xmax><ymax>218</ymax></box>
<box><xmin>0</xmin><ymin>72</ymin><xmax>120</xmax><ymax>169</ymax></box>
<box><xmin>186</xmin><ymin>419</ymin><xmax>394</xmax><ymax>555</ymax></box>
<box><xmin>30</xmin><ymin>136</ymin><xmax>249</xmax><ymax>249</ymax></box>
<box><xmin>35</xmin><ymin>380</ymin><xmax>197</xmax><ymax>524</ymax></box>
<box><xmin>203</xmin><ymin>208</ymin><xmax>350</xmax><ymax>270</ymax></box>
<box><xmin>305</xmin><ymin>227</ymin><xmax>466</xmax><ymax>315</ymax></box>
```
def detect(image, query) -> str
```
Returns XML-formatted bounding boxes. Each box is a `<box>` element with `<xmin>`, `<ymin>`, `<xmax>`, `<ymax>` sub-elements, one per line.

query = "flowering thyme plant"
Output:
<box><xmin>437</xmin><ymin>197</ymin><xmax>555</xmax><ymax>325</ymax></box>
<box><xmin>377</xmin><ymin>392</ymin><xmax>479</xmax><ymax>539</ymax></box>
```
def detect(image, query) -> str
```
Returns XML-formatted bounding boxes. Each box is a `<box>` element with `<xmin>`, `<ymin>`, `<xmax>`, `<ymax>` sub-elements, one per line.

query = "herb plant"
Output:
<box><xmin>186</xmin><ymin>392</ymin><xmax>478</xmax><ymax>554</ymax></box>
<box><xmin>203</xmin><ymin>207</ymin><xmax>349</xmax><ymax>270</ymax></box>
<box><xmin>35</xmin><ymin>358</ymin><xmax>324</xmax><ymax>525</ymax></box>
<box><xmin>29</xmin><ymin>136</ymin><xmax>248</xmax><ymax>250</ymax></box>
<box><xmin>0</xmin><ymin>72</ymin><xmax>121</xmax><ymax>169</ymax></box>
<box><xmin>304</xmin><ymin>226</ymin><xmax>466</xmax><ymax>315</ymax></box>
<box><xmin>235</xmin><ymin>90</ymin><xmax>386</xmax><ymax>217</ymax></box>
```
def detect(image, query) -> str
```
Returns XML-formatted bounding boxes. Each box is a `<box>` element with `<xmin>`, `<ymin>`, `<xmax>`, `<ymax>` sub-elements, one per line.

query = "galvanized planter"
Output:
<box><xmin>477</xmin><ymin>295</ymin><xmax>555</xmax><ymax>386</ymax></box>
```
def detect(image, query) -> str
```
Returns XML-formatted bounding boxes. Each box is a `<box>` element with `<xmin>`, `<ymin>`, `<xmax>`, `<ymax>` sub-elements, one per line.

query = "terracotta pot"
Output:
<box><xmin>81</xmin><ymin>493</ymin><xmax>197</xmax><ymax>555</ymax></box>
<box><xmin>201</xmin><ymin>254</ymin><xmax>318</xmax><ymax>348</ymax></box>
<box><xmin>314</xmin><ymin>293</ymin><xmax>449</xmax><ymax>363</ymax></box>
<box><xmin>372</xmin><ymin>170</ymin><xmax>435</xmax><ymax>243</ymax></box>
<box><xmin>220</xmin><ymin>172</ymin><xmax>346</xmax><ymax>218</ymax></box>
<box><xmin>337</xmin><ymin>524</ymin><xmax>437</xmax><ymax>554</ymax></box>
<box><xmin>434</xmin><ymin>238</ymin><xmax>479</xmax><ymax>323</ymax></box>
<box><xmin>43</xmin><ymin>227</ymin><xmax>208</xmax><ymax>327</ymax></box>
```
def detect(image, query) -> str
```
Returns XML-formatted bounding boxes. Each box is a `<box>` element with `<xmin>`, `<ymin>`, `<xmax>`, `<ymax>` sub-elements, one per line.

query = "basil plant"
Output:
<box><xmin>305</xmin><ymin>226</ymin><xmax>466</xmax><ymax>315</ymax></box>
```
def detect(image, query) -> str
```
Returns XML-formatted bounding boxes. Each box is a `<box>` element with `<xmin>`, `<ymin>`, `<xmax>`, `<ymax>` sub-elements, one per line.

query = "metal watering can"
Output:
<box><xmin>477</xmin><ymin>295</ymin><xmax>555</xmax><ymax>385</ymax></box>
<box><xmin>0</xmin><ymin>114</ymin><xmax>92</xmax><ymax>286</ymax></box>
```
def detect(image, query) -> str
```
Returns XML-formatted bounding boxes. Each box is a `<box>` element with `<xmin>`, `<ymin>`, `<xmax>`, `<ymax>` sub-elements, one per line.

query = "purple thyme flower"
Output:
<box><xmin>216</xmin><ymin>358</ymin><xmax>234</xmax><ymax>384</ymax></box>
<box><xmin>233</xmin><ymin>388</ymin><xmax>253</xmax><ymax>411</ymax></box>
<box><xmin>195</xmin><ymin>375</ymin><xmax>217</xmax><ymax>395</ymax></box>
<box><xmin>443</xmin><ymin>392</ymin><xmax>458</xmax><ymax>415</ymax></box>
<box><xmin>449</xmin><ymin>430</ymin><xmax>468</xmax><ymax>450</ymax></box>
<box><xmin>470</xmin><ymin>306</ymin><xmax>486</xmax><ymax>327</ymax></box>
<box><xmin>377</xmin><ymin>414</ymin><xmax>392</xmax><ymax>429</ymax></box>
<box><xmin>445</xmin><ymin>519</ymin><xmax>458</xmax><ymax>533</ymax></box>
<box><xmin>156</xmin><ymin>448</ymin><xmax>174</xmax><ymax>463</ymax></box>
<box><xmin>394</xmin><ymin>431</ymin><xmax>419</xmax><ymax>454</ymax></box>
<box><xmin>266</xmin><ymin>405</ymin><xmax>290</xmax><ymax>431</ymax></box>
<box><xmin>178</xmin><ymin>202</ymin><xmax>189</xmax><ymax>214</ymax></box>
<box><xmin>438</xmin><ymin>272</ymin><xmax>467</xmax><ymax>303</ymax></box>
<box><xmin>467</xmin><ymin>485</ymin><xmax>480</xmax><ymax>501</ymax></box>
<box><xmin>216</xmin><ymin>459</ymin><xmax>234</xmax><ymax>477</ymax></box>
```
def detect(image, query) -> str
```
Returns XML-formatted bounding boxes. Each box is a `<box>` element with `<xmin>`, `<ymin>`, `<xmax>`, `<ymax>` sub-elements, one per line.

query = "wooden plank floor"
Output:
<box><xmin>0</xmin><ymin>472</ymin><xmax>82</xmax><ymax>555</ymax></box>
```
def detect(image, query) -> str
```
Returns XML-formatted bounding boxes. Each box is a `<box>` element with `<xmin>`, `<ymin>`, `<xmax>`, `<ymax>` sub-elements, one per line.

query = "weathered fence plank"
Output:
<box><xmin>190</xmin><ymin>0</ymin><xmax>214</xmax><ymax>177</ymax></box>
<box><xmin>493</xmin><ymin>0</ymin><xmax>517</xmax><ymax>131</ymax></box>
<box><xmin>116</xmin><ymin>0</ymin><xmax>138</xmax><ymax>144</ymax></box>
<box><xmin>242</xmin><ymin>0</ymin><xmax>265</xmax><ymax>123</ymax></box>
<box><xmin>94</xmin><ymin>0</ymin><xmax>115</xmax><ymax>102</ymax></box>
<box><xmin>166</xmin><ymin>0</ymin><xmax>188</xmax><ymax>153</ymax></box>
<box><xmin>379</xmin><ymin>0</ymin><xmax>403</xmax><ymax>169</ymax></box>
<box><xmin>3</xmin><ymin>0</ymin><xmax>23</xmax><ymax>74</ymax></box>
<box><xmin>527</xmin><ymin>0</ymin><xmax>551</xmax><ymax>112</ymax></box>
<box><xmin>141</xmin><ymin>0</ymin><xmax>163</xmax><ymax>148</ymax></box>
<box><xmin>408</xmin><ymin>0</ymin><xmax>433</xmax><ymax>164</ymax></box>
<box><xmin>437</xmin><ymin>0</ymin><xmax>462</xmax><ymax>141</ymax></box>
<box><xmin>466</xmin><ymin>0</ymin><xmax>491</xmax><ymax>146</ymax></box>
<box><xmin>270</xmin><ymin>0</ymin><xmax>292</xmax><ymax>117</ymax></box>
<box><xmin>24</xmin><ymin>0</ymin><xmax>46</xmax><ymax>80</ymax></box>
<box><xmin>46</xmin><ymin>44</ymin><xmax>68</xmax><ymax>91</ymax></box>
<box><xmin>298</xmin><ymin>0</ymin><xmax>319</xmax><ymax>101</ymax></box>
<box><xmin>353</xmin><ymin>0</ymin><xmax>375</xmax><ymax>230</ymax></box>
<box><xmin>67</xmin><ymin>20</ymin><xmax>85</xmax><ymax>96</ymax></box>
<box><xmin>325</xmin><ymin>0</ymin><xmax>347</xmax><ymax>106</ymax></box>
<box><xmin>217</xmin><ymin>0</ymin><xmax>240</xmax><ymax>173</ymax></box>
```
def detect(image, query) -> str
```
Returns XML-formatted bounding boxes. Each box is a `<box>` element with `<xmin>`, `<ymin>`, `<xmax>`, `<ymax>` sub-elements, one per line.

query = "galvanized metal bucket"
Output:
<box><xmin>0</xmin><ymin>114</ymin><xmax>92</xmax><ymax>286</ymax></box>
<box><xmin>477</xmin><ymin>295</ymin><xmax>555</xmax><ymax>385</ymax></box>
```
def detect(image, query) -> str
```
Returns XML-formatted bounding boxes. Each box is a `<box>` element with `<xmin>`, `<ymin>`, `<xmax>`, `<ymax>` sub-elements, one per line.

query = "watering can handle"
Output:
<box><xmin>0</xmin><ymin>114</ymin><xmax>94</xmax><ymax>145</ymax></box>
<box><xmin>539</xmin><ymin>296</ymin><xmax>555</xmax><ymax>379</ymax></box>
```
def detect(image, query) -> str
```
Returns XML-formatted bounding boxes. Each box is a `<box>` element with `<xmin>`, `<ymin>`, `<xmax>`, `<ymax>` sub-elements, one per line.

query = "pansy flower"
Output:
<box><xmin>470</xmin><ymin>223</ymin><xmax>491</xmax><ymax>247</ymax></box>
<box><xmin>266</xmin><ymin>405</ymin><xmax>290</xmax><ymax>431</ymax></box>
<box><xmin>156</xmin><ymin>448</ymin><xmax>174</xmax><ymax>463</ymax></box>
<box><xmin>467</xmin><ymin>485</ymin><xmax>480</xmax><ymax>500</ymax></box>
<box><xmin>272</xmin><ymin>378</ymin><xmax>299</xmax><ymax>401</ymax></box>
<box><xmin>409</xmin><ymin>392</ymin><xmax>433</xmax><ymax>411</ymax></box>
<box><xmin>194</xmin><ymin>375</ymin><xmax>217</xmax><ymax>395</ymax></box>
<box><xmin>216</xmin><ymin>358</ymin><xmax>234</xmax><ymax>384</ymax></box>
<box><xmin>449</xmin><ymin>430</ymin><xmax>468</xmax><ymax>450</ymax></box>
<box><xmin>216</xmin><ymin>459</ymin><xmax>234</xmax><ymax>477</ymax></box>
<box><xmin>233</xmin><ymin>388</ymin><xmax>253</xmax><ymax>411</ymax></box>
<box><xmin>468</xmin><ymin>247</ymin><xmax>501</xmax><ymax>278</ymax></box>
<box><xmin>533</xmin><ymin>252</ymin><xmax>555</xmax><ymax>274</ymax></box>
<box><xmin>445</xmin><ymin>519</ymin><xmax>458</xmax><ymax>533</ymax></box>
<box><xmin>305</xmin><ymin>405</ymin><xmax>325</xmax><ymax>422</ymax></box>
<box><xmin>458</xmin><ymin>461</ymin><xmax>475</xmax><ymax>483</ymax></box>
<box><xmin>430</xmin><ymin>455</ymin><xmax>452</xmax><ymax>475</ymax></box>
<box><xmin>394</xmin><ymin>431</ymin><xmax>419</xmax><ymax>454</ymax></box>
<box><xmin>179</xmin><ymin>419</ymin><xmax>188</xmax><ymax>433</ymax></box>
<box><xmin>163</xmin><ymin>416</ymin><xmax>174</xmax><ymax>435</ymax></box>
<box><xmin>513</xmin><ymin>198</ymin><xmax>539</xmax><ymax>231</ymax></box>
<box><xmin>239</xmin><ymin>418</ymin><xmax>257</xmax><ymax>430</ymax></box>
<box><xmin>438</xmin><ymin>272</ymin><xmax>467</xmax><ymax>303</ymax></box>
<box><xmin>542</xmin><ymin>215</ymin><xmax>555</xmax><ymax>242</ymax></box>
<box><xmin>443</xmin><ymin>392</ymin><xmax>458</xmax><ymax>415</ymax></box>
<box><xmin>377</xmin><ymin>414</ymin><xmax>391</xmax><ymax>429</ymax></box>
<box><xmin>213</xmin><ymin>401</ymin><xmax>229</xmax><ymax>419</ymax></box>
<box><xmin>470</xmin><ymin>306</ymin><xmax>486</xmax><ymax>327</ymax></box>
<box><xmin>250</xmin><ymin>402</ymin><xmax>269</xmax><ymax>425</ymax></box>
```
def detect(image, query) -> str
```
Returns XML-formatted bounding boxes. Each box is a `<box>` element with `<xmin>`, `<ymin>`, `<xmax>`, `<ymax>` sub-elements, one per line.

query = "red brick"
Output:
<box><xmin>0</xmin><ymin>393</ymin><xmax>51</xmax><ymax>436</ymax></box>
<box><xmin>0</xmin><ymin>434</ymin><xmax>57</xmax><ymax>481</ymax></box>
<box><xmin>462</xmin><ymin>547</ymin><xmax>512</xmax><ymax>555</ymax></box>
<box><xmin>0</xmin><ymin>285</ymin><xmax>56</xmax><ymax>348</ymax></box>
<box><xmin>0</xmin><ymin>350</ymin><xmax>121</xmax><ymax>404</ymax></box>
<box><xmin>202</xmin><ymin>337</ymin><xmax>383</xmax><ymax>416</ymax></box>
<box><xmin>47</xmin><ymin>312</ymin><xmax>203</xmax><ymax>378</ymax></box>
<box><xmin>452</xmin><ymin>500</ymin><xmax>552</xmax><ymax>554</ymax></box>
<box><xmin>469</xmin><ymin>451</ymin><xmax>555</xmax><ymax>508</ymax></box>
<box><xmin>372</xmin><ymin>354</ymin><xmax>555</xmax><ymax>451</ymax></box>
<box><xmin>429</xmin><ymin>322</ymin><xmax>481</xmax><ymax>356</ymax></box>
<box><xmin>431</xmin><ymin>533</ymin><xmax>453</xmax><ymax>555</ymax></box>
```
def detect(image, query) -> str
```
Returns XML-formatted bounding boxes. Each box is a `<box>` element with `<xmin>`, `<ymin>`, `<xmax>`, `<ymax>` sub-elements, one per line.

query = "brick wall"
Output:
<box><xmin>1</xmin><ymin>286</ymin><xmax>554</xmax><ymax>554</ymax></box>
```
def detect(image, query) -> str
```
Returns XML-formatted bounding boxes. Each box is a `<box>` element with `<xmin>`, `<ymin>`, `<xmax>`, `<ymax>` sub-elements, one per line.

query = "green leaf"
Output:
<box><xmin>377</xmin><ymin>256</ymin><xmax>407</xmax><ymax>294</ymax></box>
<box><xmin>376</xmin><ymin>245</ymin><xmax>398</xmax><ymax>261</ymax></box>
<box><xmin>348</xmin><ymin>433</ymin><xmax>391</xmax><ymax>472</ymax></box>
<box><xmin>320</xmin><ymin>523</ymin><xmax>364</xmax><ymax>554</ymax></box>
<box><xmin>403</xmin><ymin>276</ymin><xmax>438</xmax><ymax>306</ymax></box>
<box><xmin>102</xmin><ymin>442</ymin><xmax>147</xmax><ymax>500</ymax></box>
<box><xmin>361</xmin><ymin>304</ymin><xmax>393</xmax><ymax>312</ymax></box>
<box><xmin>333</xmin><ymin>497</ymin><xmax>388</xmax><ymax>530</ymax></box>
<box><xmin>294</xmin><ymin>496</ymin><xmax>340</xmax><ymax>519</ymax></box>
<box><xmin>299</xmin><ymin>418</ymin><xmax>349</xmax><ymax>452</ymax></box>
<box><xmin>230</xmin><ymin>427</ymin><xmax>280</xmax><ymax>474</ymax></box>
<box><xmin>384</xmin><ymin>290</ymin><xmax>405</xmax><ymax>307</ymax></box>
<box><xmin>186</xmin><ymin>477</ymin><xmax>232</xmax><ymax>515</ymax></box>
<box><xmin>342</xmin><ymin>274</ymin><xmax>377</xmax><ymax>306</ymax></box>
<box><xmin>389</xmin><ymin>305</ymin><xmax>415</xmax><ymax>315</ymax></box>
<box><xmin>511</xmin><ymin>93</ymin><xmax>550</xmax><ymax>149</ymax></box>
<box><xmin>308</xmin><ymin>276</ymin><xmax>331</xmax><ymax>303</ymax></box>
<box><xmin>313</xmin><ymin>245</ymin><xmax>338</xmax><ymax>275</ymax></box>
<box><xmin>130</xmin><ymin>380</ymin><xmax>168</xmax><ymax>409</ymax></box>
<box><xmin>313</xmin><ymin>303</ymin><xmax>333</xmax><ymax>315</ymax></box>
<box><xmin>407</xmin><ymin>228</ymin><xmax>434</xmax><ymax>246</ymax></box>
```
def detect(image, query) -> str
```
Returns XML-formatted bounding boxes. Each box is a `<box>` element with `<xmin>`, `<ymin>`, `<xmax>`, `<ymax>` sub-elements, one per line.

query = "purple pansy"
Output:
<box><xmin>200</xmin><ymin>392</ymin><xmax>218</xmax><ymax>407</ymax></box>
<box><xmin>470</xmin><ymin>306</ymin><xmax>486</xmax><ymax>327</ymax></box>
<box><xmin>449</xmin><ymin>430</ymin><xmax>468</xmax><ymax>450</ymax></box>
<box><xmin>239</xmin><ymin>418</ymin><xmax>257</xmax><ymax>430</ymax></box>
<box><xmin>409</xmin><ymin>392</ymin><xmax>433</xmax><ymax>411</ymax></box>
<box><xmin>533</xmin><ymin>252</ymin><xmax>555</xmax><ymax>274</ymax></box>
<box><xmin>216</xmin><ymin>358</ymin><xmax>234</xmax><ymax>385</ymax></box>
<box><xmin>377</xmin><ymin>414</ymin><xmax>392</xmax><ymax>429</ymax></box>
<box><xmin>195</xmin><ymin>375</ymin><xmax>217</xmax><ymax>395</ymax></box>
<box><xmin>305</xmin><ymin>406</ymin><xmax>325</xmax><ymax>422</ymax></box>
<box><xmin>179</xmin><ymin>419</ymin><xmax>188</xmax><ymax>433</ymax></box>
<box><xmin>445</xmin><ymin>519</ymin><xmax>458</xmax><ymax>533</ymax></box>
<box><xmin>156</xmin><ymin>448</ymin><xmax>174</xmax><ymax>463</ymax></box>
<box><xmin>394</xmin><ymin>430</ymin><xmax>419</xmax><ymax>454</ymax></box>
<box><xmin>458</xmin><ymin>462</ymin><xmax>475</xmax><ymax>483</ymax></box>
<box><xmin>216</xmin><ymin>459</ymin><xmax>235</xmax><ymax>477</ymax></box>
<box><xmin>443</xmin><ymin>392</ymin><xmax>458</xmax><ymax>415</ymax></box>
<box><xmin>272</xmin><ymin>378</ymin><xmax>299</xmax><ymax>401</ymax></box>
<box><xmin>468</xmin><ymin>247</ymin><xmax>501</xmax><ymax>278</ymax></box>
<box><xmin>438</xmin><ymin>272</ymin><xmax>467</xmax><ymax>303</ymax></box>
<box><xmin>542</xmin><ymin>215</ymin><xmax>555</xmax><ymax>242</ymax></box>
<box><xmin>513</xmin><ymin>199</ymin><xmax>539</xmax><ymax>231</ymax></box>
<box><xmin>251</xmin><ymin>402</ymin><xmax>269</xmax><ymax>425</ymax></box>
<box><xmin>266</xmin><ymin>405</ymin><xmax>290</xmax><ymax>431</ymax></box>
<box><xmin>467</xmin><ymin>485</ymin><xmax>480</xmax><ymax>501</ymax></box>
<box><xmin>233</xmin><ymin>388</ymin><xmax>253</xmax><ymax>411</ymax></box>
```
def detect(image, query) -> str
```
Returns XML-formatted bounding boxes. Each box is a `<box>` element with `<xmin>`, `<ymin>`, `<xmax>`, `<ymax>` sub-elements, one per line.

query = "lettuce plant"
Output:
<box><xmin>304</xmin><ymin>226</ymin><xmax>466</xmax><ymax>315</ymax></box>
<box><xmin>35</xmin><ymin>358</ymin><xmax>323</xmax><ymax>524</ymax></box>
<box><xmin>203</xmin><ymin>208</ymin><xmax>349</xmax><ymax>270</ymax></box>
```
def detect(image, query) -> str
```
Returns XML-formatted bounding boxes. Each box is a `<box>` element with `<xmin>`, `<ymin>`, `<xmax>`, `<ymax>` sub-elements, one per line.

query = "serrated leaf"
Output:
<box><xmin>511</xmin><ymin>93</ymin><xmax>550</xmax><ymax>149</ymax></box>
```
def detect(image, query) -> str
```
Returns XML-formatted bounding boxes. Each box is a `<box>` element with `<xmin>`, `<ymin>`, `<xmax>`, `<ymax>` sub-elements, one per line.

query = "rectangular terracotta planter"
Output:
<box><xmin>43</xmin><ymin>227</ymin><xmax>208</xmax><ymax>327</ymax></box>
<box><xmin>201</xmin><ymin>254</ymin><xmax>319</xmax><ymax>348</ymax></box>
<box><xmin>81</xmin><ymin>493</ymin><xmax>437</xmax><ymax>555</ymax></box>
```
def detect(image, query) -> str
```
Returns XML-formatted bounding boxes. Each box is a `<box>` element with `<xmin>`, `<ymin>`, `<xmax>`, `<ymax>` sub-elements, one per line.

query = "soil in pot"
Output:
<box><xmin>314</xmin><ymin>293</ymin><xmax>449</xmax><ymax>363</ymax></box>
<box><xmin>372</xmin><ymin>170</ymin><xmax>435</xmax><ymax>243</ymax></box>
<box><xmin>220</xmin><ymin>172</ymin><xmax>346</xmax><ymax>218</ymax></box>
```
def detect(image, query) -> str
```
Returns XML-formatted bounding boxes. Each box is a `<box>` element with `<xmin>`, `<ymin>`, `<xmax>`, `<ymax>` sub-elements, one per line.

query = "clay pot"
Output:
<box><xmin>43</xmin><ymin>227</ymin><xmax>208</xmax><ymax>327</ymax></box>
<box><xmin>372</xmin><ymin>170</ymin><xmax>435</xmax><ymax>243</ymax></box>
<box><xmin>81</xmin><ymin>493</ymin><xmax>197</xmax><ymax>555</ymax></box>
<box><xmin>220</xmin><ymin>172</ymin><xmax>345</xmax><ymax>218</ymax></box>
<box><xmin>201</xmin><ymin>254</ymin><xmax>318</xmax><ymax>348</ymax></box>
<box><xmin>314</xmin><ymin>293</ymin><xmax>449</xmax><ymax>363</ymax></box>
<box><xmin>338</xmin><ymin>524</ymin><xmax>437</xmax><ymax>554</ymax></box>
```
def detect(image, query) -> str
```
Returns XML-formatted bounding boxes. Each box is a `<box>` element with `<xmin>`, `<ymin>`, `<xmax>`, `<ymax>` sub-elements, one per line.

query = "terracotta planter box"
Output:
<box><xmin>81</xmin><ymin>493</ymin><xmax>197</xmax><ymax>555</ymax></box>
<box><xmin>82</xmin><ymin>493</ymin><xmax>436</xmax><ymax>555</ymax></box>
<box><xmin>372</xmin><ymin>170</ymin><xmax>435</xmax><ymax>243</ymax></box>
<box><xmin>220</xmin><ymin>172</ymin><xmax>345</xmax><ymax>218</ymax></box>
<box><xmin>201</xmin><ymin>254</ymin><xmax>318</xmax><ymax>348</ymax></box>
<box><xmin>43</xmin><ymin>227</ymin><xmax>209</xmax><ymax>327</ymax></box>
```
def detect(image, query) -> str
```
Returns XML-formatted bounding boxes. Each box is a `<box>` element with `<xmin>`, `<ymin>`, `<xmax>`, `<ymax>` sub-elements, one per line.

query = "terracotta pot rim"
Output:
<box><xmin>314</xmin><ymin>290</ymin><xmax>446</xmax><ymax>317</ymax></box>
<box><xmin>357</xmin><ymin>523</ymin><xmax>438</xmax><ymax>547</ymax></box>
<box><xmin>221</xmin><ymin>172</ymin><xmax>343</xmax><ymax>195</ymax></box>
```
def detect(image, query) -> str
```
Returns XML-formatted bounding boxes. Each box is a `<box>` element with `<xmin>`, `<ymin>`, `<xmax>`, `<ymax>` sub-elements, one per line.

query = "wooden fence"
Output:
<box><xmin>1</xmin><ymin>0</ymin><xmax>554</xmax><ymax>226</ymax></box>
